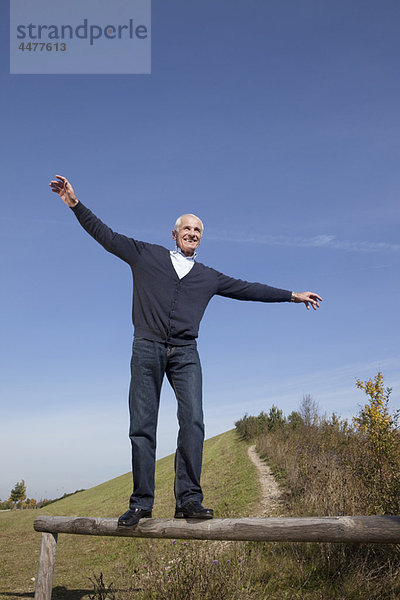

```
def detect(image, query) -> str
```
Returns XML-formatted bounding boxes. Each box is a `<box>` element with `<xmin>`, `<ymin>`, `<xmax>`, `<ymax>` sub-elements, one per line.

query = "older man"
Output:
<box><xmin>49</xmin><ymin>174</ymin><xmax>322</xmax><ymax>526</ymax></box>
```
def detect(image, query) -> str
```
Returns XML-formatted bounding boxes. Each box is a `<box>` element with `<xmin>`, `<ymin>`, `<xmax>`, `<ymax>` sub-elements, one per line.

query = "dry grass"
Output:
<box><xmin>237</xmin><ymin>409</ymin><xmax>400</xmax><ymax>599</ymax></box>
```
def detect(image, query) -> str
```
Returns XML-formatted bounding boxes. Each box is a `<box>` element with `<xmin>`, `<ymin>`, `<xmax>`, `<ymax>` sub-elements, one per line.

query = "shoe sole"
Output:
<box><xmin>174</xmin><ymin>511</ymin><xmax>213</xmax><ymax>519</ymax></box>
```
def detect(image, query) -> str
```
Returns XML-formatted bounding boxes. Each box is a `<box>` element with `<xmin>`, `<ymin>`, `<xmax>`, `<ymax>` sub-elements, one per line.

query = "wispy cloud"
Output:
<box><xmin>204</xmin><ymin>355</ymin><xmax>400</xmax><ymax>424</ymax></box>
<box><xmin>207</xmin><ymin>232</ymin><xmax>400</xmax><ymax>253</ymax></box>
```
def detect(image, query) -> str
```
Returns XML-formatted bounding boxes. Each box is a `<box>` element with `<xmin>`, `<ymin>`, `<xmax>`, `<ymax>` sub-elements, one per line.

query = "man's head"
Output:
<box><xmin>172</xmin><ymin>213</ymin><xmax>204</xmax><ymax>257</ymax></box>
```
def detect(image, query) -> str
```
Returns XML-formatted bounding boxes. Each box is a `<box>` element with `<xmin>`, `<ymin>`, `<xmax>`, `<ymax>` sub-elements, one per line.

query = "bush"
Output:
<box><xmin>235</xmin><ymin>406</ymin><xmax>286</xmax><ymax>441</ymax></box>
<box><xmin>352</xmin><ymin>372</ymin><xmax>400</xmax><ymax>514</ymax></box>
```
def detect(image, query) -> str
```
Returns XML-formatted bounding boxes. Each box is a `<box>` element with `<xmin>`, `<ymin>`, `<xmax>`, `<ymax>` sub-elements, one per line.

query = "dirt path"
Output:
<box><xmin>247</xmin><ymin>445</ymin><xmax>283</xmax><ymax>516</ymax></box>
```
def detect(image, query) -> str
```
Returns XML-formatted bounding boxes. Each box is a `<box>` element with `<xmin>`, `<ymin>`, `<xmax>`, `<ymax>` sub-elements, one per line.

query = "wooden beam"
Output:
<box><xmin>34</xmin><ymin>515</ymin><xmax>400</xmax><ymax>544</ymax></box>
<box><xmin>34</xmin><ymin>532</ymin><xmax>58</xmax><ymax>600</ymax></box>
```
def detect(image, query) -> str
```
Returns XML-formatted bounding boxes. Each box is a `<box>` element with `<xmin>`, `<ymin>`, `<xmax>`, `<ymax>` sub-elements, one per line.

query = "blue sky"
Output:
<box><xmin>1</xmin><ymin>0</ymin><xmax>399</xmax><ymax>501</ymax></box>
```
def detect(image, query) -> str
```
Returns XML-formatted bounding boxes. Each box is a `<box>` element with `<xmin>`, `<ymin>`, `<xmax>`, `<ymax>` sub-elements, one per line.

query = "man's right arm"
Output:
<box><xmin>49</xmin><ymin>174</ymin><xmax>144</xmax><ymax>264</ymax></box>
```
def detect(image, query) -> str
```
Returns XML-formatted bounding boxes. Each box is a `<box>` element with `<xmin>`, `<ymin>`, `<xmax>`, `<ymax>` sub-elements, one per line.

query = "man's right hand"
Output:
<box><xmin>49</xmin><ymin>175</ymin><xmax>79</xmax><ymax>207</ymax></box>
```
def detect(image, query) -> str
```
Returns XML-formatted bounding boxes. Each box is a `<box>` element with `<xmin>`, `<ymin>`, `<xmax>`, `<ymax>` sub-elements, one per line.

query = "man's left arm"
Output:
<box><xmin>216</xmin><ymin>272</ymin><xmax>322</xmax><ymax>310</ymax></box>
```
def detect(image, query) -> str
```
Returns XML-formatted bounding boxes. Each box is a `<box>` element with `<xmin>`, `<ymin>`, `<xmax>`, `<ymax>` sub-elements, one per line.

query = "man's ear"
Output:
<box><xmin>172</xmin><ymin>229</ymin><xmax>177</xmax><ymax>241</ymax></box>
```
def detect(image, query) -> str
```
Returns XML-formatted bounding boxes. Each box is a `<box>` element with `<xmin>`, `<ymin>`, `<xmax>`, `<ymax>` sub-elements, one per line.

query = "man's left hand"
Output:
<box><xmin>291</xmin><ymin>291</ymin><xmax>322</xmax><ymax>310</ymax></box>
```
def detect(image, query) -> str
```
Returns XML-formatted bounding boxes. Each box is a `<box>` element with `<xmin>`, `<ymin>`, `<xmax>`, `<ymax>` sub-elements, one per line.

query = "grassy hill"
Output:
<box><xmin>0</xmin><ymin>430</ymin><xmax>258</xmax><ymax>599</ymax></box>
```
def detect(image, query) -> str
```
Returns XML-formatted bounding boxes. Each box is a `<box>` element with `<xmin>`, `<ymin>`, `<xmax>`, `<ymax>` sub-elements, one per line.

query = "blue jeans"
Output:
<box><xmin>128</xmin><ymin>337</ymin><xmax>204</xmax><ymax>511</ymax></box>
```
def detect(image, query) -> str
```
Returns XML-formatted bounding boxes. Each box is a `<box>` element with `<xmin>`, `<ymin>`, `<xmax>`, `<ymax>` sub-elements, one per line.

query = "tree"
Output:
<box><xmin>266</xmin><ymin>405</ymin><xmax>285</xmax><ymax>430</ymax></box>
<box><xmin>299</xmin><ymin>394</ymin><xmax>319</xmax><ymax>427</ymax></box>
<box><xmin>288</xmin><ymin>410</ymin><xmax>304</xmax><ymax>430</ymax></box>
<box><xmin>10</xmin><ymin>480</ymin><xmax>26</xmax><ymax>508</ymax></box>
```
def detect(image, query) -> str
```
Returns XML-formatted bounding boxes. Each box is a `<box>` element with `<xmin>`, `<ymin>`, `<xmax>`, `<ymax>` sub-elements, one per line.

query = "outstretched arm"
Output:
<box><xmin>48</xmin><ymin>174</ymin><xmax>144</xmax><ymax>265</ymax></box>
<box><xmin>216</xmin><ymin>271</ymin><xmax>292</xmax><ymax>303</ymax></box>
<box><xmin>216</xmin><ymin>271</ymin><xmax>322</xmax><ymax>310</ymax></box>
<box><xmin>291</xmin><ymin>291</ymin><xmax>322</xmax><ymax>310</ymax></box>
<box><xmin>49</xmin><ymin>175</ymin><xmax>79</xmax><ymax>207</ymax></box>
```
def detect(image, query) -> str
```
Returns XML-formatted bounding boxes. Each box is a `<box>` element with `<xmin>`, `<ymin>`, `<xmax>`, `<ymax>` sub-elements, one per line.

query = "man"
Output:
<box><xmin>49</xmin><ymin>174</ymin><xmax>322</xmax><ymax>527</ymax></box>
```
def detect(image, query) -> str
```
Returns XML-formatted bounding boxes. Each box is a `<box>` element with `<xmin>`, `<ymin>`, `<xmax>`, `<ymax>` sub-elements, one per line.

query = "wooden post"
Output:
<box><xmin>34</xmin><ymin>532</ymin><xmax>58</xmax><ymax>600</ymax></box>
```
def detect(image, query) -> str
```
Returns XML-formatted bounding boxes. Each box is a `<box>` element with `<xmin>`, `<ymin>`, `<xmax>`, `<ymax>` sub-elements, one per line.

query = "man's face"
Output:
<box><xmin>172</xmin><ymin>214</ymin><xmax>203</xmax><ymax>257</ymax></box>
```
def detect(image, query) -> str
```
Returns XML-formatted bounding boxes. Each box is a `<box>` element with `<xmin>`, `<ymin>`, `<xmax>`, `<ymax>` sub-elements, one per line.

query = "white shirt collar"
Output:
<box><xmin>171</xmin><ymin>245</ymin><xmax>197</xmax><ymax>261</ymax></box>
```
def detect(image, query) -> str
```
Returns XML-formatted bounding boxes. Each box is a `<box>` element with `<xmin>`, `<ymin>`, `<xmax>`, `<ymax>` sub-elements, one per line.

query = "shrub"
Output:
<box><xmin>235</xmin><ymin>406</ymin><xmax>286</xmax><ymax>441</ymax></box>
<box><xmin>352</xmin><ymin>372</ymin><xmax>400</xmax><ymax>514</ymax></box>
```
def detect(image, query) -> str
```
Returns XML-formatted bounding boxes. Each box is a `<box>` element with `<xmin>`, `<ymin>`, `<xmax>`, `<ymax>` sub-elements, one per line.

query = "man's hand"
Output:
<box><xmin>291</xmin><ymin>291</ymin><xmax>322</xmax><ymax>310</ymax></box>
<box><xmin>49</xmin><ymin>175</ymin><xmax>79</xmax><ymax>207</ymax></box>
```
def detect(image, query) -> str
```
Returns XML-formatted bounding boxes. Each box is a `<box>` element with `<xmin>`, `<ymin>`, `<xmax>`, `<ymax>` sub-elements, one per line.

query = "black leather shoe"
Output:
<box><xmin>174</xmin><ymin>501</ymin><xmax>214</xmax><ymax>519</ymax></box>
<box><xmin>117</xmin><ymin>507</ymin><xmax>152</xmax><ymax>527</ymax></box>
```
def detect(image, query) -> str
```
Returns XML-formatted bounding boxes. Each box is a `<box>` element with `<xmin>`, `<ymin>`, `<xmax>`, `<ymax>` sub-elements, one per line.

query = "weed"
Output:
<box><xmin>88</xmin><ymin>572</ymin><xmax>116</xmax><ymax>600</ymax></box>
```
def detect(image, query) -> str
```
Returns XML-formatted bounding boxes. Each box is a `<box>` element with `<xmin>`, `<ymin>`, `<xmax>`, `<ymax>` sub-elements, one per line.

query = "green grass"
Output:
<box><xmin>0</xmin><ymin>429</ymin><xmax>258</xmax><ymax>599</ymax></box>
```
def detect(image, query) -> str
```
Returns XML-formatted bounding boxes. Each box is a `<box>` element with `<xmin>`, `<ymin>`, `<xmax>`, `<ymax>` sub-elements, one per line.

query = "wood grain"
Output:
<box><xmin>34</xmin><ymin>532</ymin><xmax>58</xmax><ymax>600</ymax></box>
<box><xmin>34</xmin><ymin>515</ymin><xmax>400</xmax><ymax>543</ymax></box>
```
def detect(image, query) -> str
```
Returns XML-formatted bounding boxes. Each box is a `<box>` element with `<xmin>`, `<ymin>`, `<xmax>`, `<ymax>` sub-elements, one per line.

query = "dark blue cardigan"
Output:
<box><xmin>71</xmin><ymin>202</ymin><xmax>292</xmax><ymax>345</ymax></box>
